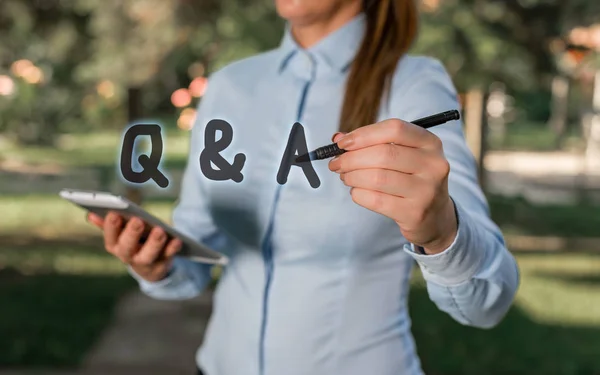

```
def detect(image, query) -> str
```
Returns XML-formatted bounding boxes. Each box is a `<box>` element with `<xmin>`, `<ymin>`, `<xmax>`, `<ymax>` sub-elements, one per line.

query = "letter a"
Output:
<box><xmin>276</xmin><ymin>122</ymin><xmax>320</xmax><ymax>188</ymax></box>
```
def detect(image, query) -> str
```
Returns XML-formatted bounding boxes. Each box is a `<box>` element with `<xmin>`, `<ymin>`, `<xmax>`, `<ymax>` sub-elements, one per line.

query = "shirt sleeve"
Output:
<box><xmin>129</xmin><ymin>72</ymin><xmax>230</xmax><ymax>301</ymax></box>
<box><xmin>391</xmin><ymin>57</ymin><xmax>520</xmax><ymax>328</ymax></box>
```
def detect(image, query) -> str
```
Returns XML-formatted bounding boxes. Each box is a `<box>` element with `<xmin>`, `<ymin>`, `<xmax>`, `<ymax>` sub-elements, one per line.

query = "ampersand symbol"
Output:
<box><xmin>199</xmin><ymin>119</ymin><xmax>246</xmax><ymax>183</ymax></box>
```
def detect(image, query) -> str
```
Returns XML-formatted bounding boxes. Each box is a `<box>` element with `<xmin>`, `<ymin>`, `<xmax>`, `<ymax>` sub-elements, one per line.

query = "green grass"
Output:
<box><xmin>0</xmin><ymin>245</ymin><xmax>136</xmax><ymax>368</ymax></box>
<box><xmin>488</xmin><ymin>121</ymin><xmax>583</xmax><ymax>152</ymax></box>
<box><xmin>0</xmin><ymin>194</ymin><xmax>176</xmax><ymax>237</ymax></box>
<box><xmin>1</xmin><ymin>129</ymin><xmax>190</xmax><ymax>168</ymax></box>
<box><xmin>4</xmin><ymin>193</ymin><xmax>599</xmax><ymax>240</ymax></box>
<box><xmin>2</xmin><ymin>194</ymin><xmax>600</xmax><ymax>372</ymax></box>
<box><xmin>488</xmin><ymin>194</ymin><xmax>600</xmax><ymax>238</ymax></box>
<box><xmin>411</xmin><ymin>253</ymin><xmax>600</xmax><ymax>375</ymax></box>
<box><xmin>2</xmin><ymin>247</ymin><xmax>600</xmax><ymax>373</ymax></box>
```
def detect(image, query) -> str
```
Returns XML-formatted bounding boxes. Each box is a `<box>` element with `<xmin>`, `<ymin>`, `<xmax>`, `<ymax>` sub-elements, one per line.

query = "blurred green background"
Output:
<box><xmin>1</xmin><ymin>0</ymin><xmax>600</xmax><ymax>374</ymax></box>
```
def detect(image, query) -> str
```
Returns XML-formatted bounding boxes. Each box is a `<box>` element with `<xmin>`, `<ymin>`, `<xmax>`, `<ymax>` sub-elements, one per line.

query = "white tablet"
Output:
<box><xmin>59</xmin><ymin>188</ymin><xmax>228</xmax><ymax>265</ymax></box>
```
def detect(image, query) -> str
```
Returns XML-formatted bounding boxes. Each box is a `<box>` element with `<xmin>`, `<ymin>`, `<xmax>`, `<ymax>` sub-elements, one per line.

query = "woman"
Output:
<box><xmin>88</xmin><ymin>1</ymin><xmax>520</xmax><ymax>374</ymax></box>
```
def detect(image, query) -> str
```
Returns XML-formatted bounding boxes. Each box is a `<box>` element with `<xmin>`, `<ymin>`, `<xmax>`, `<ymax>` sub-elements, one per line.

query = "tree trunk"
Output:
<box><xmin>547</xmin><ymin>75</ymin><xmax>570</xmax><ymax>149</ymax></box>
<box><xmin>464</xmin><ymin>87</ymin><xmax>488</xmax><ymax>191</ymax></box>
<box><xmin>125</xmin><ymin>86</ymin><xmax>143</xmax><ymax>205</ymax></box>
<box><xmin>577</xmin><ymin>70</ymin><xmax>600</xmax><ymax>203</ymax></box>
<box><xmin>585</xmin><ymin>70</ymin><xmax>600</xmax><ymax>175</ymax></box>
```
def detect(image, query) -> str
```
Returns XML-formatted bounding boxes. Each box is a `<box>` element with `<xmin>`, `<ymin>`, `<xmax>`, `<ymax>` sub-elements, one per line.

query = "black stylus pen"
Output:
<box><xmin>296</xmin><ymin>109</ymin><xmax>460</xmax><ymax>162</ymax></box>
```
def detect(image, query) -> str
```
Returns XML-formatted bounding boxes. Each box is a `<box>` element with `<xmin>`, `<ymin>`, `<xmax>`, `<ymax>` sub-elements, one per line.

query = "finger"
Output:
<box><xmin>87</xmin><ymin>213</ymin><xmax>104</xmax><ymax>229</ymax></box>
<box><xmin>329</xmin><ymin>144</ymin><xmax>432</xmax><ymax>174</ymax></box>
<box><xmin>341</xmin><ymin>169</ymin><xmax>422</xmax><ymax>198</ymax></box>
<box><xmin>350</xmin><ymin>187</ymin><xmax>408</xmax><ymax>223</ymax></box>
<box><xmin>164</xmin><ymin>238</ymin><xmax>183</xmax><ymax>258</ymax></box>
<box><xmin>103</xmin><ymin>211</ymin><xmax>123</xmax><ymax>251</ymax></box>
<box><xmin>331</xmin><ymin>132</ymin><xmax>347</xmax><ymax>143</ymax></box>
<box><xmin>132</xmin><ymin>227</ymin><xmax>168</xmax><ymax>266</ymax></box>
<box><xmin>114</xmin><ymin>217</ymin><xmax>145</xmax><ymax>262</ymax></box>
<box><xmin>337</xmin><ymin>118</ymin><xmax>440</xmax><ymax>151</ymax></box>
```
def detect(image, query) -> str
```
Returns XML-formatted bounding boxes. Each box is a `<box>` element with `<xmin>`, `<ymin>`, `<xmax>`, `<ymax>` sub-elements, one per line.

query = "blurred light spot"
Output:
<box><xmin>177</xmin><ymin>108</ymin><xmax>197</xmax><ymax>130</ymax></box>
<box><xmin>591</xmin><ymin>26</ymin><xmax>600</xmax><ymax>50</ymax></box>
<box><xmin>569</xmin><ymin>24</ymin><xmax>600</xmax><ymax>50</ymax></box>
<box><xmin>188</xmin><ymin>62</ymin><xmax>205</xmax><ymax>78</ymax></box>
<box><xmin>421</xmin><ymin>0</ymin><xmax>440</xmax><ymax>12</ymax></box>
<box><xmin>181</xmin><ymin>107</ymin><xmax>196</xmax><ymax>117</ymax></box>
<box><xmin>569</xmin><ymin>27</ymin><xmax>588</xmax><ymax>46</ymax></box>
<box><xmin>10</xmin><ymin>59</ymin><xmax>33</xmax><ymax>77</ymax></box>
<box><xmin>21</xmin><ymin>65</ymin><xmax>44</xmax><ymax>84</ymax></box>
<box><xmin>96</xmin><ymin>80</ymin><xmax>115</xmax><ymax>98</ymax></box>
<box><xmin>0</xmin><ymin>75</ymin><xmax>15</xmax><ymax>96</ymax></box>
<box><xmin>171</xmin><ymin>88</ymin><xmax>192</xmax><ymax>108</ymax></box>
<box><xmin>189</xmin><ymin>77</ymin><xmax>207</xmax><ymax>97</ymax></box>
<box><xmin>487</xmin><ymin>98</ymin><xmax>505</xmax><ymax>117</ymax></box>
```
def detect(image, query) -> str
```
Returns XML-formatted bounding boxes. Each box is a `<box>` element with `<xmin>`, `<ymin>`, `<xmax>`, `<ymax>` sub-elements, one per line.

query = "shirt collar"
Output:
<box><xmin>277</xmin><ymin>13</ymin><xmax>366</xmax><ymax>74</ymax></box>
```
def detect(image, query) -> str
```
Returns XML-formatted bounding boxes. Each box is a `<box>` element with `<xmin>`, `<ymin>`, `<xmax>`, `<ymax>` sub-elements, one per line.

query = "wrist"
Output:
<box><xmin>132</xmin><ymin>263</ymin><xmax>172</xmax><ymax>283</ymax></box>
<box><xmin>422</xmin><ymin>197</ymin><xmax>458</xmax><ymax>254</ymax></box>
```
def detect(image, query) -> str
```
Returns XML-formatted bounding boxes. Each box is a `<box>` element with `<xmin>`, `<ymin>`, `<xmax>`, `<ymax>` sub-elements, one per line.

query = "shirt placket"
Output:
<box><xmin>257</xmin><ymin>50</ymin><xmax>317</xmax><ymax>375</ymax></box>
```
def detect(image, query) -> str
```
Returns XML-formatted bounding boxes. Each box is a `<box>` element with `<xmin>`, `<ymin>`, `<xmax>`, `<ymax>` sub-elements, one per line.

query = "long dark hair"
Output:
<box><xmin>339</xmin><ymin>0</ymin><xmax>418</xmax><ymax>132</ymax></box>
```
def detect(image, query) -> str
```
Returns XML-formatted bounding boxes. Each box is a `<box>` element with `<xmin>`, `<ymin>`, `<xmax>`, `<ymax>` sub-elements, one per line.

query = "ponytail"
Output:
<box><xmin>339</xmin><ymin>0</ymin><xmax>418</xmax><ymax>132</ymax></box>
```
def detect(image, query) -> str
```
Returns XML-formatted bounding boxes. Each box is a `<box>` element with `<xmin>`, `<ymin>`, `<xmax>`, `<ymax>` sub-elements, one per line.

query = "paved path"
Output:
<box><xmin>484</xmin><ymin>151</ymin><xmax>600</xmax><ymax>204</ymax></box>
<box><xmin>0</xmin><ymin>290</ymin><xmax>214</xmax><ymax>375</ymax></box>
<box><xmin>80</xmin><ymin>289</ymin><xmax>213</xmax><ymax>375</ymax></box>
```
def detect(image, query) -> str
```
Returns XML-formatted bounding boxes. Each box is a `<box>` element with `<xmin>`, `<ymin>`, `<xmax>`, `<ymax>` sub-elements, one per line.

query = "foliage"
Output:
<box><xmin>0</xmin><ymin>0</ymin><xmax>89</xmax><ymax>144</ymax></box>
<box><xmin>414</xmin><ymin>2</ymin><xmax>534</xmax><ymax>91</ymax></box>
<box><xmin>144</xmin><ymin>0</ymin><xmax>283</xmax><ymax>117</ymax></box>
<box><xmin>413</xmin><ymin>0</ymin><xmax>600</xmax><ymax>92</ymax></box>
<box><xmin>0</xmin><ymin>0</ymin><xmax>282</xmax><ymax>144</ymax></box>
<box><xmin>1</xmin><ymin>0</ymin><xmax>599</xmax><ymax>144</ymax></box>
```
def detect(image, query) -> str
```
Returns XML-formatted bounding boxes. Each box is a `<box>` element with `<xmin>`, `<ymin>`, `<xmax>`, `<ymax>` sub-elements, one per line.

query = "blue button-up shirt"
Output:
<box><xmin>130</xmin><ymin>13</ymin><xmax>519</xmax><ymax>375</ymax></box>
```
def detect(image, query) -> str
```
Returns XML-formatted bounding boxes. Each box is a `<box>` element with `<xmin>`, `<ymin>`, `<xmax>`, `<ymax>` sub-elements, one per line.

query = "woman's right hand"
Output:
<box><xmin>87</xmin><ymin>211</ymin><xmax>182</xmax><ymax>282</ymax></box>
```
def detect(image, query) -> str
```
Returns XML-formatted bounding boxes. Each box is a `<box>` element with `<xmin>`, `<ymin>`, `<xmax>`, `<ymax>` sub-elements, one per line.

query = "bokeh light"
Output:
<box><xmin>177</xmin><ymin>107</ymin><xmax>197</xmax><ymax>130</ymax></box>
<box><xmin>421</xmin><ymin>0</ymin><xmax>440</xmax><ymax>12</ymax></box>
<box><xmin>96</xmin><ymin>80</ymin><xmax>116</xmax><ymax>98</ymax></box>
<box><xmin>21</xmin><ymin>65</ymin><xmax>44</xmax><ymax>84</ymax></box>
<box><xmin>189</xmin><ymin>77</ymin><xmax>207</xmax><ymax>97</ymax></box>
<box><xmin>570</xmin><ymin>27</ymin><xmax>588</xmax><ymax>46</ymax></box>
<box><xmin>569</xmin><ymin>24</ymin><xmax>600</xmax><ymax>50</ymax></box>
<box><xmin>590</xmin><ymin>26</ymin><xmax>600</xmax><ymax>50</ymax></box>
<box><xmin>487</xmin><ymin>97</ymin><xmax>506</xmax><ymax>118</ymax></box>
<box><xmin>171</xmin><ymin>88</ymin><xmax>192</xmax><ymax>107</ymax></box>
<box><xmin>10</xmin><ymin>59</ymin><xmax>33</xmax><ymax>77</ymax></box>
<box><xmin>0</xmin><ymin>75</ymin><xmax>15</xmax><ymax>96</ymax></box>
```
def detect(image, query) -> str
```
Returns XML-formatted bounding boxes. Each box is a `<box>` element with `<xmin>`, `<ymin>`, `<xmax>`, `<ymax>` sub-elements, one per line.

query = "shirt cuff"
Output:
<box><xmin>127</xmin><ymin>260</ymin><xmax>188</xmax><ymax>294</ymax></box>
<box><xmin>127</xmin><ymin>230</ymin><xmax>225</xmax><ymax>292</ymax></box>
<box><xmin>403</xmin><ymin>199</ymin><xmax>485</xmax><ymax>286</ymax></box>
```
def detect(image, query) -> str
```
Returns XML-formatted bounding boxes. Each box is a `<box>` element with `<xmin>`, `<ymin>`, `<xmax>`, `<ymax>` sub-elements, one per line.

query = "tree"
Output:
<box><xmin>415</xmin><ymin>0</ymin><xmax>600</xmax><ymax>86</ymax></box>
<box><xmin>413</xmin><ymin>0</ymin><xmax>600</xmax><ymax>149</ymax></box>
<box><xmin>0</xmin><ymin>0</ymin><xmax>90</xmax><ymax>145</ymax></box>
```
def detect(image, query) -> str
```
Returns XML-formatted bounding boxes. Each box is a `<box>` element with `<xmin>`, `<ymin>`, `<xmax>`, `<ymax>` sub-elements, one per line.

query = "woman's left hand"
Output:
<box><xmin>328</xmin><ymin>118</ymin><xmax>458</xmax><ymax>255</ymax></box>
